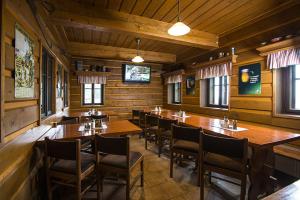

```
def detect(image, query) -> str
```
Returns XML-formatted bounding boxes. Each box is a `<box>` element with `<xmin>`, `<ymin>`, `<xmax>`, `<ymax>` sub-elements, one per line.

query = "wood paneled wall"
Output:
<box><xmin>70</xmin><ymin>58</ymin><xmax>163</xmax><ymax>119</ymax></box>
<box><xmin>164</xmin><ymin>50</ymin><xmax>300</xmax><ymax>131</ymax></box>
<box><xmin>0</xmin><ymin>0</ymin><xmax>70</xmax><ymax>199</ymax></box>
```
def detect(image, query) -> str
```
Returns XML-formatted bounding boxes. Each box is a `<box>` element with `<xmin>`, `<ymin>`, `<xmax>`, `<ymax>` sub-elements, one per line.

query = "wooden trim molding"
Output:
<box><xmin>257</xmin><ymin>36</ymin><xmax>300</xmax><ymax>56</ymax></box>
<box><xmin>4</xmin><ymin>100</ymin><xmax>38</xmax><ymax>110</ymax></box>
<box><xmin>4</xmin><ymin>69</ymin><xmax>12</xmax><ymax>77</ymax></box>
<box><xmin>192</xmin><ymin>55</ymin><xmax>238</xmax><ymax>69</ymax></box>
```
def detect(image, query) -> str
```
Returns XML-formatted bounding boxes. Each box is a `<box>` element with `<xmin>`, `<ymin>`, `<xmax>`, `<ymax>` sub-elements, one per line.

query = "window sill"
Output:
<box><xmin>201</xmin><ymin>106</ymin><xmax>229</xmax><ymax>111</ymax></box>
<box><xmin>168</xmin><ymin>103</ymin><xmax>181</xmax><ymax>106</ymax></box>
<box><xmin>273</xmin><ymin>113</ymin><xmax>300</xmax><ymax>120</ymax></box>
<box><xmin>81</xmin><ymin>104</ymin><xmax>104</xmax><ymax>107</ymax></box>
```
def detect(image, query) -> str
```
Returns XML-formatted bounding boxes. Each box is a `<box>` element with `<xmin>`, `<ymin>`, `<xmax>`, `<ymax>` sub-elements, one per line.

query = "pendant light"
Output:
<box><xmin>168</xmin><ymin>0</ymin><xmax>190</xmax><ymax>36</ymax></box>
<box><xmin>132</xmin><ymin>38</ymin><xmax>144</xmax><ymax>63</ymax></box>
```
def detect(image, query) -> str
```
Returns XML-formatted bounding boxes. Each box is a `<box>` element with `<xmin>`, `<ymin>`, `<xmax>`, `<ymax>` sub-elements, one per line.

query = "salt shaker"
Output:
<box><xmin>232</xmin><ymin>120</ymin><xmax>237</xmax><ymax>130</ymax></box>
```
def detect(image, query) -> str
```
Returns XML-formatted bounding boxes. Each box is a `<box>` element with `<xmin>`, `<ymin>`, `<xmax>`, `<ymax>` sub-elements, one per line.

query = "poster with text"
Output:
<box><xmin>15</xmin><ymin>24</ymin><xmax>35</xmax><ymax>98</ymax></box>
<box><xmin>238</xmin><ymin>63</ymin><xmax>261</xmax><ymax>95</ymax></box>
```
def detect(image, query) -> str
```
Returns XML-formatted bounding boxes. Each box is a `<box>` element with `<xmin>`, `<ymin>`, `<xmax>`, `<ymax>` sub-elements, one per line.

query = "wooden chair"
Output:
<box><xmin>45</xmin><ymin>137</ymin><xmax>95</xmax><ymax>200</ymax></box>
<box><xmin>157</xmin><ymin>118</ymin><xmax>178</xmax><ymax>157</ymax></box>
<box><xmin>129</xmin><ymin>110</ymin><xmax>141</xmax><ymax>126</ymax></box>
<box><xmin>59</xmin><ymin>116</ymin><xmax>79</xmax><ymax>124</ymax></box>
<box><xmin>170</xmin><ymin>124</ymin><xmax>202</xmax><ymax>185</ymax></box>
<box><xmin>144</xmin><ymin>114</ymin><xmax>159</xmax><ymax>150</ymax></box>
<box><xmin>95</xmin><ymin>134</ymin><xmax>144</xmax><ymax>200</ymax></box>
<box><xmin>138</xmin><ymin>111</ymin><xmax>150</xmax><ymax>138</ymax></box>
<box><xmin>199</xmin><ymin>133</ymin><xmax>248</xmax><ymax>200</ymax></box>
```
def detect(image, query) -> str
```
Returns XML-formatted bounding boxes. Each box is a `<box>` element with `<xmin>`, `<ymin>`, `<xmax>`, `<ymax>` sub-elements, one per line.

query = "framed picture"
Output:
<box><xmin>238</xmin><ymin>63</ymin><xmax>261</xmax><ymax>95</ymax></box>
<box><xmin>186</xmin><ymin>75</ymin><xmax>196</xmax><ymax>95</ymax></box>
<box><xmin>14</xmin><ymin>24</ymin><xmax>35</xmax><ymax>98</ymax></box>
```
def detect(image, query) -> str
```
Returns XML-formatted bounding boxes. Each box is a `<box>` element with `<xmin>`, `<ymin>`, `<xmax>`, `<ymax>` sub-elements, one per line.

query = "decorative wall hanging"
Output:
<box><xmin>15</xmin><ymin>24</ymin><xmax>35</xmax><ymax>98</ymax></box>
<box><xmin>186</xmin><ymin>75</ymin><xmax>195</xmax><ymax>95</ymax></box>
<box><xmin>238</xmin><ymin>63</ymin><xmax>261</xmax><ymax>95</ymax></box>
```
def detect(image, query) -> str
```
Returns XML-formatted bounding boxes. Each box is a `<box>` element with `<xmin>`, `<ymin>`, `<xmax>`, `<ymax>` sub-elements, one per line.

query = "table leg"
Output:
<box><xmin>248</xmin><ymin>147</ymin><xmax>275</xmax><ymax>200</ymax></box>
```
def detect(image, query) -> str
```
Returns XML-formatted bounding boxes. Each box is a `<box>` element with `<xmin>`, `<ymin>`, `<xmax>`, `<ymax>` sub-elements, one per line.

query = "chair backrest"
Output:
<box><xmin>95</xmin><ymin>134</ymin><xmax>129</xmax><ymax>156</ymax></box>
<box><xmin>171</xmin><ymin>124</ymin><xmax>201</xmax><ymax>143</ymax></box>
<box><xmin>200</xmin><ymin>133</ymin><xmax>248</xmax><ymax>160</ymax></box>
<box><xmin>132</xmin><ymin>110</ymin><xmax>141</xmax><ymax>119</ymax></box>
<box><xmin>45</xmin><ymin>137</ymin><xmax>80</xmax><ymax>160</ymax></box>
<box><xmin>59</xmin><ymin>116</ymin><xmax>79</xmax><ymax>124</ymax></box>
<box><xmin>145</xmin><ymin>114</ymin><xmax>159</xmax><ymax>127</ymax></box>
<box><xmin>158</xmin><ymin>118</ymin><xmax>177</xmax><ymax>130</ymax></box>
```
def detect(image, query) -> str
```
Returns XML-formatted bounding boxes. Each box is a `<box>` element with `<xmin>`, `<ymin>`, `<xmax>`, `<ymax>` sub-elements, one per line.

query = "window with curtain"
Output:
<box><xmin>207</xmin><ymin>76</ymin><xmax>229</xmax><ymax>108</ymax></box>
<box><xmin>64</xmin><ymin>70</ymin><xmax>69</xmax><ymax>107</ymax></box>
<box><xmin>41</xmin><ymin>48</ymin><xmax>54</xmax><ymax>118</ymax></box>
<box><xmin>172</xmin><ymin>82</ymin><xmax>181</xmax><ymax>104</ymax></box>
<box><xmin>282</xmin><ymin>65</ymin><xmax>300</xmax><ymax>114</ymax></box>
<box><xmin>82</xmin><ymin>83</ymin><xmax>104</xmax><ymax>105</ymax></box>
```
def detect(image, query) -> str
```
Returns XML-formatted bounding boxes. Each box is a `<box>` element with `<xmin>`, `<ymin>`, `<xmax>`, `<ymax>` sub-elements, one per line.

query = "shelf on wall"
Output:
<box><xmin>192</xmin><ymin>55</ymin><xmax>238</xmax><ymax>69</ymax></box>
<box><xmin>257</xmin><ymin>36</ymin><xmax>300</xmax><ymax>56</ymax></box>
<box><xmin>76</xmin><ymin>71</ymin><xmax>112</xmax><ymax>76</ymax></box>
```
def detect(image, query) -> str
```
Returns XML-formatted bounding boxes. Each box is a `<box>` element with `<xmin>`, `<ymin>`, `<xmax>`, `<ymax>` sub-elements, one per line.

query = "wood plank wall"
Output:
<box><xmin>164</xmin><ymin>50</ymin><xmax>300</xmax><ymax>131</ymax></box>
<box><xmin>0</xmin><ymin>1</ymin><xmax>70</xmax><ymax>199</ymax></box>
<box><xmin>70</xmin><ymin>58</ymin><xmax>163</xmax><ymax>119</ymax></box>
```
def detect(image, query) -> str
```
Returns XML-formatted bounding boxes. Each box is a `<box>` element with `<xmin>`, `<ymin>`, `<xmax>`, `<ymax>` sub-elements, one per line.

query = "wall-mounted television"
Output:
<box><xmin>122</xmin><ymin>64</ymin><xmax>151</xmax><ymax>83</ymax></box>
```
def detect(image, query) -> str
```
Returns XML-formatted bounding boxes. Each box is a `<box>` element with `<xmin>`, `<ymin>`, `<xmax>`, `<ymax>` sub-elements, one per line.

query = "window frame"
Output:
<box><xmin>171</xmin><ymin>82</ymin><xmax>181</xmax><ymax>104</ymax></box>
<box><xmin>207</xmin><ymin>76</ymin><xmax>229</xmax><ymax>108</ymax></box>
<box><xmin>41</xmin><ymin>48</ymin><xmax>54</xmax><ymax>118</ymax></box>
<box><xmin>64</xmin><ymin>70</ymin><xmax>69</xmax><ymax>107</ymax></box>
<box><xmin>282</xmin><ymin>65</ymin><xmax>300</xmax><ymax>115</ymax></box>
<box><xmin>82</xmin><ymin>83</ymin><xmax>104</xmax><ymax>106</ymax></box>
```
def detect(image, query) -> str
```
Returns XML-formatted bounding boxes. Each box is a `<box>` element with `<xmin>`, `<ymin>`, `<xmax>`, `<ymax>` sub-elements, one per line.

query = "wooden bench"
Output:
<box><xmin>274</xmin><ymin>144</ymin><xmax>300</xmax><ymax>161</ymax></box>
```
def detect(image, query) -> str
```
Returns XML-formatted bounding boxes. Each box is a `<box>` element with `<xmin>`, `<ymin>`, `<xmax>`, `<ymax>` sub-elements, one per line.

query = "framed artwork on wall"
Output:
<box><xmin>186</xmin><ymin>75</ymin><xmax>196</xmax><ymax>95</ymax></box>
<box><xmin>14</xmin><ymin>24</ymin><xmax>35</xmax><ymax>98</ymax></box>
<box><xmin>238</xmin><ymin>63</ymin><xmax>261</xmax><ymax>95</ymax></box>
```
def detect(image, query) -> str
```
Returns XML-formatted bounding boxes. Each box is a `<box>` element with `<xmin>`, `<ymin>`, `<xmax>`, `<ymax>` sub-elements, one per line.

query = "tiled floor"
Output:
<box><xmin>83</xmin><ymin>135</ymin><xmax>243</xmax><ymax>200</ymax></box>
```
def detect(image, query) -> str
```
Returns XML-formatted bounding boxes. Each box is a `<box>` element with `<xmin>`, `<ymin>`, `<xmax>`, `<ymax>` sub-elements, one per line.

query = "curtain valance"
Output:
<box><xmin>267</xmin><ymin>48</ymin><xmax>300</xmax><ymax>69</ymax></box>
<box><xmin>195</xmin><ymin>61</ymin><xmax>232</xmax><ymax>80</ymax></box>
<box><xmin>163</xmin><ymin>69</ymin><xmax>184</xmax><ymax>85</ymax></box>
<box><xmin>78</xmin><ymin>75</ymin><xmax>107</xmax><ymax>84</ymax></box>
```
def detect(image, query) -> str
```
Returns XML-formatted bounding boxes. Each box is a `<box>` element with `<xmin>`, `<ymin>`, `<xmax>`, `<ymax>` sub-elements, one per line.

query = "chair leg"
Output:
<box><xmin>208</xmin><ymin>171</ymin><xmax>212</xmax><ymax>184</ymax></box>
<box><xmin>158</xmin><ymin>136</ymin><xmax>162</xmax><ymax>157</ymax></box>
<box><xmin>46</xmin><ymin>177</ymin><xmax>52</xmax><ymax>200</ymax></box>
<box><xmin>170</xmin><ymin>151</ymin><xmax>174</xmax><ymax>178</ymax></box>
<box><xmin>145</xmin><ymin>134</ymin><xmax>148</xmax><ymax>150</ymax></box>
<box><xmin>200</xmin><ymin>166</ymin><xmax>205</xmax><ymax>200</ymax></box>
<box><xmin>126</xmin><ymin>174</ymin><xmax>130</xmax><ymax>200</ymax></box>
<box><xmin>197</xmin><ymin>158</ymin><xmax>200</xmax><ymax>186</ymax></box>
<box><xmin>140</xmin><ymin>160</ymin><xmax>144</xmax><ymax>187</ymax></box>
<box><xmin>240</xmin><ymin>175</ymin><xmax>247</xmax><ymax>200</ymax></box>
<box><xmin>77</xmin><ymin>181</ymin><xmax>81</xmax><ymax>200</ymax></box>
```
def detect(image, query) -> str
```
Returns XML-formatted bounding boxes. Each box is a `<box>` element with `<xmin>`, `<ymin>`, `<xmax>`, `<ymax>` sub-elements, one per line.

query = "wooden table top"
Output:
<box><xmin>263</xmin><ymin>179</ymin><xmax>300</xmax><ymax>200</ymax></box>
<box><xmin>150</xmin><ymin>110</ymin><xmax>300</xmax><ymax>148</ymax></box>
<box><xmin>42</xmin><ymin>120</ymin><xmax>142</xmax><ymax>140</ymax></box>
<box><xmin>68</xmin><ymin>110</ymin><xmax>117</xmax><ymax>118</ymax></box>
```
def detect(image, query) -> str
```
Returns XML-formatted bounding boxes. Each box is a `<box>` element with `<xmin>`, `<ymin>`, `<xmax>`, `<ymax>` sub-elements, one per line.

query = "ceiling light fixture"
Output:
<box><xmin>132</xmin><ymin>38</ymin><xmax>144</xmax><ymax>63</ymax></box>
<box><xmin>168</xmin><ymin>0</ymin><xmax>190</xmax><ymax>36</ymax></box>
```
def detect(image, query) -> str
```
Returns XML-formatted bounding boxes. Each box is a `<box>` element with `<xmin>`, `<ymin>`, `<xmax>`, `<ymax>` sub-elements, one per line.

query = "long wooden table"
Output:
<box><xmin>263</xmin><ymin>179</ymin><xmax>300</xmax><ymax>200</ymax></box>
<box><xmin>149</xmin><ymin>110</ymin><xmax>300</xmax><ymax>200</ymax></box>
<box><xmin>40</xmin><ymin>120</ymin><xmax>142</xmax><ymax>141</ymax></box>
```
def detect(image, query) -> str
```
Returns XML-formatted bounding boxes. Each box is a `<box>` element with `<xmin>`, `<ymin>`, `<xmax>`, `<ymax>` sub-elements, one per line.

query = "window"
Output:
<box><xmin>41</xmin><ymin>48</ymin><xmax>54</xmax><ymax>118</ymax></box>
<box><xmin>64</xmin><ymin>70</ymin><xmax>68</xmax><ymax>107</ymax></box>
<box><xmin>82</xmin><ymin>84</ymin><xmax>104</xmax><ymax>105</ymax></box>
<box><xmin>172</xmin><ymin>82</ymin><xmax>181</xmax><ymax>104</ymax></box>
<box><xmin>207</xmin><ymin>76</ymin><xmax>229</xmax><ymax>108</ymax></box>
<box><xmin>282</xmin><ymin>65</ymin><xmax>300</xmax><ymax>114</ymax></box>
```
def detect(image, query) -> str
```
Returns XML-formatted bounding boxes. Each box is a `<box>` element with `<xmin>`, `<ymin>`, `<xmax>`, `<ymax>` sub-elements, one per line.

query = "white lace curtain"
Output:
<box><xmin>163</xmin><ymin>70</ymin><xmax>184</xmax><ymax>85</ymax></box>
<box><xmin>195</xmin><ymin>61</ymin><xmax>232</xmax><ymax>80</ymax></box>
<box><xmin>78</xmin><ymin>75</ymin><xmax>107</xmax><ymax>84</ymax></box>
<box><xmin>267</xmin><ymin>48</ymin><xmax>300</xmax><ymax>69</ymax></box>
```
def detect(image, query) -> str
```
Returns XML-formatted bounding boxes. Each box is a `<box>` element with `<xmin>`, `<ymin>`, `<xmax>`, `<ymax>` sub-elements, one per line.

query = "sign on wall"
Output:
<box><xmin>186</xmin><ymin>75</ymin><xmax>196</xmax><ymax>95</ymax></box>
<box><xmin>238</xmin><ymin>63</ymin><xmax>261</xmax><ymax>95</ymax></box>
<box><xmin>15</xmin><ymin>24</ymin><xmax>35</xmax><ymax>98</ymax></box>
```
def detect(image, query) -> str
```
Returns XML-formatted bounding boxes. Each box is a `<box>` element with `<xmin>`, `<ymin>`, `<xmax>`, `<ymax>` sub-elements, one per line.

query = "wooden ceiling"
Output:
<box><xmin>41</xmin><ymin>0</ymin><xmax>300</xmax><ymax>64</ymax></box>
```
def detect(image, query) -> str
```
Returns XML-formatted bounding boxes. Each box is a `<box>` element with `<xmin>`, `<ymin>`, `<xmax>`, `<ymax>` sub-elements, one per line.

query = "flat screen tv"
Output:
<box><xmin>122</xmin><ymin>64</ymin><xmax>151</xmax><ymax>83</ymax></box>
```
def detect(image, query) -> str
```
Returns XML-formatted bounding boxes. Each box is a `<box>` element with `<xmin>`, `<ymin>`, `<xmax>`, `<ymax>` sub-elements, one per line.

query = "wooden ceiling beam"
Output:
<box><xmin>49</xmin><ymin>0</ymin><xmax>218</xmax><ymax>49</ymax></box>
<box><xmin>68</xmin><ymin>42</ymin><xmax>176</xmax><ymax>64</ymax></box>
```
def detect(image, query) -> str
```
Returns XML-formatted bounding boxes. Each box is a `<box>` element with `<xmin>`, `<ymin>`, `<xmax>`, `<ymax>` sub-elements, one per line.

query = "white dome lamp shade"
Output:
<box><xmin>168</xmin><ymin>0</ymin><xmax>190</xmax><ymax>36</ymax></box>
<box><xmin>132</xmin><ymin>38</ymin><xmax>144</xmax><ymax>63</ymax></box>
